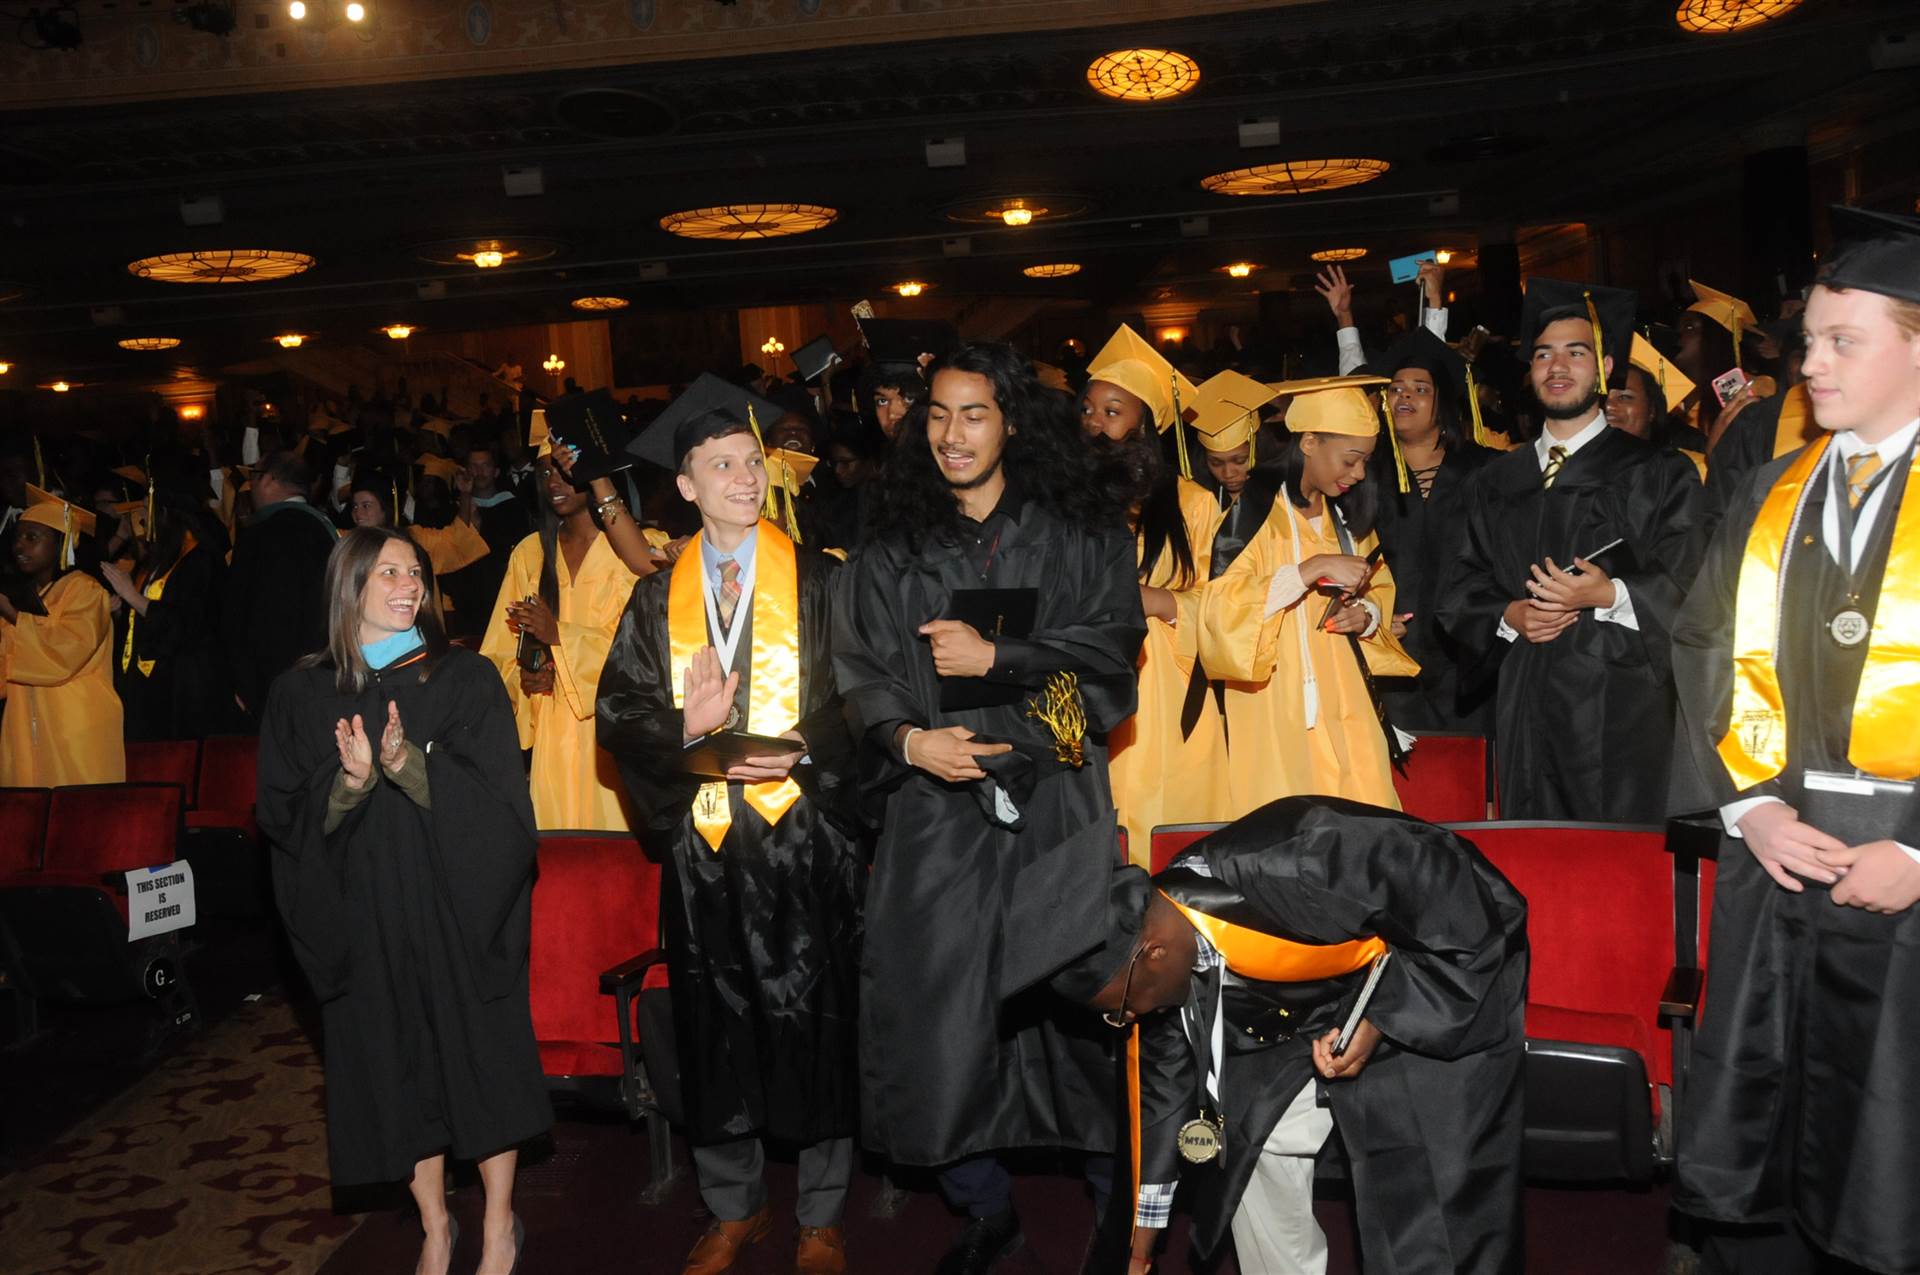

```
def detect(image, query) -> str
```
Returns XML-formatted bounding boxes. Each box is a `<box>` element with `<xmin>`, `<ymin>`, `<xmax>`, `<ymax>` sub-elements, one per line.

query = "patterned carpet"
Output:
<box><xmin>0</xmin><ymin>996</ymin><xmax>361</xmax><ymax>1275</ymax></box>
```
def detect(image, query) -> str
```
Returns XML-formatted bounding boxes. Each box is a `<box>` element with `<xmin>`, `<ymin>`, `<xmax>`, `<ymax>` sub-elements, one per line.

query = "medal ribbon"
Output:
<box><xmin>668</xmin><ymin>520</ymin><xmax>805</xmax><ymax>850</ymax></box>
<box><xmin>1719</xmin><ymin>434</ymin><xmax>1920</xmax><ymax>786</ymax></box>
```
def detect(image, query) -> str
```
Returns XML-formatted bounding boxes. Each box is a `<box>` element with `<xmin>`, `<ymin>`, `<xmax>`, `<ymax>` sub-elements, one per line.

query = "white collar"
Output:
<box><xmin>1535</xmin><ymin>409</ymin><xmax>1610</xmax><ymax>466</ymax></box>
<box><xmin>1834</xmin><ymin>417</ymin><xmax>1920</xmax><ymax>464</ymax></box>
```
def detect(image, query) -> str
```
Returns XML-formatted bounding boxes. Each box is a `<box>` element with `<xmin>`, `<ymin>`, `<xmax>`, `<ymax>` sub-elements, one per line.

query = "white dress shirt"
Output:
<box><xmin>1494</xmin><ymin>410</ymin><xmax>1636</xmax><ymax>642</ymax></box>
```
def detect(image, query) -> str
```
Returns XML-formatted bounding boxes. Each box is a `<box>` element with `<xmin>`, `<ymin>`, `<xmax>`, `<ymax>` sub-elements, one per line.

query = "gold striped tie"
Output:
<box><xmin>1541</xmin><ymin>445</ymin><xmax>1568</xmax><ymax>490</ymax></box>
<box><xmin>1847</xmin><ymin>452</ymin><xmax>1883</xmax><ymax>510</ymax></box>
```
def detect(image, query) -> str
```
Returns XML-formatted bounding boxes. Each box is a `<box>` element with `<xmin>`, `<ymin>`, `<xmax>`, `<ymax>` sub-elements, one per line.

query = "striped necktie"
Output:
<box><xmin>717</xmin><ymin>557</ymin><xmax>742</xmax><ymax>629</ymax></box>
<box><xmin>1541</xmin><ymin>445</ymin><xmax>1569</xmax><ymax>490</ymax></box>
<box><xmin>1847</xmin><ymin>451</ymin><xmax>1883</xmax><ymax>510</ymax></box>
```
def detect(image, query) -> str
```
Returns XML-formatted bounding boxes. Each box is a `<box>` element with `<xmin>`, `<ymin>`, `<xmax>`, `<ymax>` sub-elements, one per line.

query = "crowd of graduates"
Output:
<box><xmin>3</xmin><ymin>203</ymin><xmax>1919</xmax><ymax>1275</ymax></box>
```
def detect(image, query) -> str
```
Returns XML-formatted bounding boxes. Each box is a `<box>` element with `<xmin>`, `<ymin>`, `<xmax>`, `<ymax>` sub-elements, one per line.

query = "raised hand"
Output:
<box><xmin>1314</xmin><ymin>265</ymin><xmax>1355</xmax><ymax>327</ymax></box>
<box><xmin>336</xmin><ymin>714</ymin><xmax>375</xmax><ymax>790</ymax></box>
<box><xmin>682</xmin><ymin>646</ymin><xmax>741</xmax><ymax>741</ymax></box>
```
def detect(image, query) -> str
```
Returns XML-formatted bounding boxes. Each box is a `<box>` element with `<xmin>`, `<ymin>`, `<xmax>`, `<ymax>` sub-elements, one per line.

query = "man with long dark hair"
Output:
<box><xmin>834</xmin><ymin>342</ymin><xmax>1146</xmax><ymax>1274</ymax></box>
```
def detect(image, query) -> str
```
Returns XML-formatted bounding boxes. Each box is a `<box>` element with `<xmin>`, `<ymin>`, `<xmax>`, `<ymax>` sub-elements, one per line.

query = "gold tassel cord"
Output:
<box><xmin>143</xmin><ymin>453</ymin><xmax>156</xmax><ymax>544</ymax></box>
<box><xmin>1583</xmin><ymin>290</ymin><xmax>1609</xmax><ymax>396</ymax></box>
<box><xmin>781</xmin><ymin>461</ymin><xmax>804</xmax><ymax>544</ymax></box>
<box><xmin>746</xmin><ymin>403</ymin><xmax>781</xmax><ymax>525</ymax></box>
<box><xmin>1381</xmin><ymin>391</ymin><xmax>1410</xmax><ymax>494</ymax></box>
<box><xmin>1170</xmin><ymin>378</ymin><xmax>1192</xmax><ymax>481</ymax></box>
<box><xmin>1464</xmin><ymin>366</ymin><xmax>1490</xmax><ymax>448</ymax></box>
<box><xmin>1026</xmin><ymin>671</ymin><xmax>1088</xmax><ymax>768</ymax></box>
<box><xmin>1246</xmin><ymin>411</ymin><xmax>1257</xmax><ymax>467</ymax></box>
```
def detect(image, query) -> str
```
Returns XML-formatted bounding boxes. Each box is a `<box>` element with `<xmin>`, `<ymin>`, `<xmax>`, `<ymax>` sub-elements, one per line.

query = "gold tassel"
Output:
<box><xmin>33</xmin><ymin>436</ymin><xmax>45</xmax><ymax>489</ymax></box>
<box><xmin>143</xmin><ymin>453</ymin><xmax>156</xmax><ymax>543</ymax></box>
<box><xmin>1584</xmin><ymin>289</ymin><xmax>1609</xmax><ymax>396</ymax></box>
<box><xmin>390</xmin><ymin>479</ymin><xmax>400</xmax><ymax>528</ymax></box>
<box><xmin>782</xmin><ymin>461</ymin><xmax>804</xmax><ymax>544</ymax></box>
<box><xmin>1464</xmin><ymin>366</ymin><xmax>1490</xmax><ymax>448</ymax></box>
<box><xmin>1025</xmin><ymin>671</ymin><xmax>1087</xmax><ymax>767</ymax></box>
<box><xmin>1381</xmin><ymin>391</ymin><xmax>1410</xmax><ymax>494</ymax></box>
<box><xmin>1170</xmin><ymin>378</ymin><xmax>1192</xmax><ymax>480</ymax></box>
<box><xmin>1246</xmin><ymin>414</ymin><xmax>1257</xmax><ymax>467</ymax></box>
<box><xmin>746</xmin><ymin>404</ymin><xmax>780</xmax><ymax>525</ymax></box>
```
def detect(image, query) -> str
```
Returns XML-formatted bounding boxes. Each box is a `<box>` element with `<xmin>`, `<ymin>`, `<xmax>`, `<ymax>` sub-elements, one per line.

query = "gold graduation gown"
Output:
<box><xmin>1108</xmin><ymin>478</ymin><xmax>1232</xmax><ymax>865</ymax></box>
<box><xmin>1196</xmin><ymin>499</ymin><xmax>1417</xmax><ymax>813</ymax></box>
<box><xmin>480</xmin><ymin>531</ymin><xmax>639</xmax><ymax>831</ymax></box>
<box><xmin>0</xmin><ymin>573</ymin><xmax>126</xmax><ymax>787</ymax></box>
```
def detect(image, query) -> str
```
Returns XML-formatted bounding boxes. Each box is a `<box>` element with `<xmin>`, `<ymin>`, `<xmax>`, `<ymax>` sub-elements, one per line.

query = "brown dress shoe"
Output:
<box><xmin>794</xmin><ymin>1225</ymin><xmax>846</xmax><ymax>1275</ymax></box>
<box><xmin>681</xmin><ymin>1206</ymin><xmax>772</xmax><ymax>1275</ymax></box>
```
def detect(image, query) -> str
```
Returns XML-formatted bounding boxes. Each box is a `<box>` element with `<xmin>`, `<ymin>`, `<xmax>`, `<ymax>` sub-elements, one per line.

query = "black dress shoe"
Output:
<box><xmin>936</xmin><ymin>1208</ymin><xmax>1023</xmax><ymax>1275</ymax></box>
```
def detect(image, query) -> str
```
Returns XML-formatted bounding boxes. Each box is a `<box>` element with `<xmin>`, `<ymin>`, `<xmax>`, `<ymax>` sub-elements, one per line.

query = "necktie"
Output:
<box><xmin>1847</xmin><ymin>452</ymin><xmax>1883</xmax><ymax>510</ymax></box>
<box><xmin>1541</xmin><ymin>445</ymin><xmax>1568</xmax><ymax>490</ymax></box>
<box><xmin>717</xmin><ymin>557</ymin><xmax>741</xmax><ymax>629</ymax></box>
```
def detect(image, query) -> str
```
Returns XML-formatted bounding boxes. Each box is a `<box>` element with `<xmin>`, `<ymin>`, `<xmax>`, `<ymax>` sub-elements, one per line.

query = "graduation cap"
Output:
<box><xmin>20</xmin><ymin>484</ymin><xmax>97</xmax><ymax>568</ymax></box>
<box><xmin>629</xmin><ymin>373</ymin><xmax>788</xmax><ymax>472</ymax></box>
<box><xmin>1190</xmin><ymin>370</ymin><xmax>1280</xmax><ymax>461</ymax></box>
<box><xmin>1032</xmin><ymin>360</ymin><xmax>1070</xmax><ymax>393</ymax></box>
<box><xmin>543</xmin><ymin>389</ymin><xmax>636</xmax><ymax>483</ymax></box>
<box><xmin>527</xmin><ymin>408</ymin><xmax>550</xmax><ymax>456</ymax></box>
<box><xmin>111</xmin><ymin>464</ymin><xmax>148</xmax><ymax>487</ymax></box>
<box><xmin>857</xmin><ymin>317</ymin><xmax>960</xmax><ymax>368</ymax></box>
<box><xmin>1085</xmin><ymin>324</ymin><xmax>1200</xmax><ymax>434</ymax></box>
<box><xmin>417</xmin><ymin>416</ymin><xmax>455</xmax><ymax>440</ymax></box>
<box><xmin>790</xmin><ymin>334</ymin><xmax>842</xmax><ymax>384</ymax></box>
<box><xmin>763</xmin><ymin>446</ymin><xmax>820</xmax><ymax>544</ymax></box>
<box><xmin>1370</xmin><ymin>327</ymin><xmax>1498</xmax><ymax>449</ymax></box>
<box><xmin>111</xmin><ymin>498</ymin><xmax>149</xmax><ymax>542</ymax></box>
<box><xmin>1629</xmin><ymin>333</ymin><xmax>1696</xmax><ymax>414</ymax></box>
<box><xmin>1272</xmin><ymin>373</ymin><xmax>1401</xmax><ymax>495</ymax></box>
<box><xmin>1822</xmin><ymin>204</ymin><xmax>1920</xmax><ymax>305</ymax></box>
<box><xmin>1687</xmin><ymin>279</ymin><xmax>1759</xmax><ymax>365</ymax></box>
<box><xmin>1045</xmin><ymin>864</ymin><xmax>1154</xmax><ymax>1005</ymax></box>
<box><xmin>416</xmin><ymin>453</ymin><xmax>463</xmax><ymax>485</ymax></box>
<box><xmin>1517</xmin><ymin>278</ymin><xmax>1638</xmax><ymax>396</ymax></box>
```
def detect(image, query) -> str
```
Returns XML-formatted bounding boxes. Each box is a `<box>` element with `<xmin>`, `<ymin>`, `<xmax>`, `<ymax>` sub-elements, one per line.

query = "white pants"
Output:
<box><xmin>1229</xmin><ymin>1078</ymin><xmax>1335</xmax><ymax>1275</ymax></box>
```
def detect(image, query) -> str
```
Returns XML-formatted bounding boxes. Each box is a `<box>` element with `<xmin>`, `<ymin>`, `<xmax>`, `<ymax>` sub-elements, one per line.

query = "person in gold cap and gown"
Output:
<box><xmin>1081</xmin><ymin>325</ymin><xmax>1233</xmax><ymax>864</ymax></box>
<box><xmin>1195</xmin><ymin>378</ymin><xmax>1419</xmax><ymax>814</ymax></box>
<box><xmin>0</xmin><ymin>487</ymin><xmax>125</xmax><ymax>786</ymax></box>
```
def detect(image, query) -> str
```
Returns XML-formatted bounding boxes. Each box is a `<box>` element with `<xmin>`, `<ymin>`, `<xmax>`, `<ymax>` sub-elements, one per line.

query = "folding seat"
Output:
<box><xmin>1449</xmin><ymin>820</ymin><xmax>1681</xmax><ymax>1181</ymax></box>
<box><xmin>123</xmin><ymin>740</ymin><xmax>200</xmax><ymax>807</ymax></box>
<box><xmin>1148</xmin><ymin>822</ymin><xmax>1224</xmax><ymax>875</ymax></box>
<box><xmin>187</xmin><ymin>735</ymin><xmax>258</xmax><ymax>839</ymax></box>
<box><xmin>1392</xmin><ymin>732</ymin><xmax>1495</xmax><ymax>823</ymax></box>
<box><xmin>184</xmin><ymin>735</ymin><xmax>263</xmax><ymax>918</ymax></box>
<box><xmin>527</xmin><ymin>831</ymin><xmax>680</xmax><ymax>1202</ymax></box>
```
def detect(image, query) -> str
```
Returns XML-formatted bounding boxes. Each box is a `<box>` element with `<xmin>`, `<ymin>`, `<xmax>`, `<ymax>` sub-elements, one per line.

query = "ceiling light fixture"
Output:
<box><xmin>1000</xmin><ymin>201</ymin><xmax>1036</xmax><ymax>227</ymax></box>
<box><xmin>571</xmin><ymin>296</ymin><xmax>630</xmax><ymax>312</ymax></box>
<box><xmin>471</xmin><ymin>250</ymin><xmax>505</xmax><ymax>269</ymax></box>
<box><xmin>1086</xmin><ymin>48</ymin><xmax>1201</xmax><ymax>103</ymax></box>
<box><xmin>178</xmin><ymin>404</ymin><xmax>207</xmax><ymax>421</ymax></box>
<box><xmin>128</xmin><ymin>249</ymin><xmax>317</xmax><ymax>284</ymax></box>
<box><xmin>760</xmin><ymin>337</ymin><xmax>785</xmax><ymax>357</ymax></box>
<box><xmin>344</xmin><ymin>0</ymin><xmax>365</xmax><ymax>19</ymax></box>
<box><xmin>1200</xmin><ymin>159</ymin><xmax>1391</xmax><ymax>197</ymax></box>
<box><xmin>1158</xmin><ymin>328</ymin><xmax>1187</xmax><ymax>345</ymax></box>
<box><xmin>0</xmin><ymin>362</ymin><xmax>11</xmax><ymax>375</ymax></box>
<box><xmin>659</xmin><ymin>204</ymin><xmax>838</xmax><ymax>241</ymax></box>
<box><xmin>1434</xmin><ymin>248</ymin><xmax>1454</xmax><ymax>264</ymax></box>
<box><xmin>384</xmin><ymin>324</ymin><xmax>413</xmax><ymax>340</ymax></box>
<box><xmin>1224</xmin><ymin>262</ymin><xmax>1256</xmax><ymax>279</ymax></box>
<box><xmin>1310</xmin><ymin>247</ymin><xmax>1369</xmax><ymax>263</ymax></box>
<box><xmin>1023</xmin><ymin>263</ymin><xmax>1082</xmax><ymax>279</ymax></box>
<box><xmin>118</xmin><ymin>336</ymin><xmax>182</xmax><ymax>351</ymax></box>
<box><xmin>287</xmin><ymin>0</ymin><xmax>306</xmax><ymax>16</ymax></box>
<box><xmin>276</xmin><ymin>333</ymin><xmax>306</xmax><ymax>348</ymax></box>
<box><xmin>894</xmin><ymin>281</ymin><xmax>928</xmax><ymax>297</ymax></box>
<box><xmin>542</xmin><ymin>354</ymin><xmax>565</xmax><ymax>374</ymax></box>
<box><xmin>47</xmin><ymin>381</ymin><xmax>73</xmax><ymax>393</ymax></box>
<box><xmin>1673</xmin><ymin>0</ymin><xmax>1802</xmax><ymax>34</ymax></box>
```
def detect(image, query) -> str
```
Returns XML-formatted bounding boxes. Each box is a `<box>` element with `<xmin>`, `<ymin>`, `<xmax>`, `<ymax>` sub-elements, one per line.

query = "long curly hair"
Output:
<box><xmin>863</xmin><ymin>342</ymin><xmax>1117</xmax><ymax>550</ymax></box>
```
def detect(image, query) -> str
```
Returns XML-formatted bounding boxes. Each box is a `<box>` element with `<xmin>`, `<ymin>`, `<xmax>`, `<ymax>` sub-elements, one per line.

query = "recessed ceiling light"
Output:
<box><xmin>1224</xmin><ymin>262</ymin><xmax>1257</xmax><ymax>278</ymax></box>
<box><xmin>571</xmin><ymin>296</ymin><xmax>630</xmax><ymax>311</ymax></box>
<box><xmin>1023</xmin><ymin>263</ymin><xmax>1082</xmax><ymax>278</ymax></box>
<box><xmin>128</xmin><ymin>249</ymin><xmax>317</xmax><ymax>284</ymax></box>
<box><xmin>1200</xmin><ymin>159</ymin><xmax>1391</xmax><ymax>197</ymax></box>
<box><xmin>383</xmin><ymin>324</ymin><xmax>414</xmax><ymax>340</ymax></box>
<box><xmin>1673</xmin><ymin>0</ymin><xmax>1802</xmax><ymax>34</ymax></box>
<box><xmin>1309</xmin><ymin>248</ymin><xmax>1368</xmax><ymax>263</ymax></box>
<box><xmin>118</xmin><ymin>337</ymin><xmax>182</xmax><ymax>351</ymax></box>
<box><xmin>894</xmin><ymin>281</ymin><xmax>929</xmax><ymax>297</ymax></box>
<box><xmin>275</xmin><ymin>333</ymin><xmax>307</xmax><ymax>348</ymax></box>
<box><xmin>1086</xmin><ymin>48</ymin><xmax>1201</xmax><ymax>102</ymax></box>
<box><xmin>659</xmin><ymin>204</ymin><xmax>838</xmax><ymax>241</ymax></box>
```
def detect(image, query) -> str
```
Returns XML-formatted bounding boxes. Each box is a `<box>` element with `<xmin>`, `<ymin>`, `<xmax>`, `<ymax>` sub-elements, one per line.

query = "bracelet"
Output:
<box><xmin>902</xmin><ymin>726</ymin><xmax>924</xmax><ymax>768</ymax></box>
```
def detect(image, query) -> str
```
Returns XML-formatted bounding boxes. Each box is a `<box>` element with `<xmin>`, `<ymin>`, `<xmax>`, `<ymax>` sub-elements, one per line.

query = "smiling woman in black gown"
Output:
<box><xmin>258</xmin><ymin>526</ymin><xmax>548</xmax><ymax>1275</ymax></box>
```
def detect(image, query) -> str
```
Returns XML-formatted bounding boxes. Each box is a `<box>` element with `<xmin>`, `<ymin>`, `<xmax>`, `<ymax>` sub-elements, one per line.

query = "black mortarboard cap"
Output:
<box><xmin>1045</xmin><ymin>865</ymin><xmax>1155</xmax><ymax>1005</ymax></box>
<box><xmin>544</xmin><ymin>389</ymin><xmax>637</xmax><ymax>482</ymax></box>
<box><xmin>629</xmin><ymin>372</ymin><xmax>786</xmax><ymax>471</ymax></box>
<box><xmin>1517</xmin><ymin>277</ymin><xmax>1638</xmax><ymax>393</ymax></box>
<box><xmin>1368</xmin><ymin>325</ymin><xmax>1468</xmax><ymax>401</ymax></box>
<box><xmin>790</xmin><ymin>334</ymin><xmax>842</xmax><ymax>383</ymax></box>
<box><xmin>858</xmin><ymin>317</ymin><xmax>960</xmax><ymax>368</ymax></box>
<box><xmin>1822</xmin><ymin>204</ymin><xmax>1920</xmax><ymax>305</ymax></box>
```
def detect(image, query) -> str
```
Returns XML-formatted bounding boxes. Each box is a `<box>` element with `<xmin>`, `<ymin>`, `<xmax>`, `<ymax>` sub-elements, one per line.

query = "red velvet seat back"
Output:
<box><xmin>0</xmin><ymin>788</ymin><xmax>51</xmax><ymax>876</ymax></box>
<box><xmin>1451</xmin><ymin>821</ymin><xmax>1674</xmax><ymax>1087</ymax></box>
<box><xmin>124</xmin><ymin>741</ymin><xmax>200</xmax><ymax>805</ymax></box>
<box><xmin>528</xmin><ymin>833</ymin><xmax>664</xmax><ymax>1058</ymax></box>
<box><xmin>1393</xmin><ymin>733</ymin><xmax>1493</xmax><ymax>824</ymax></box>
<box><xmin>1150</xmin><ymin>823</ymin><xmax>1225</xmax><ymax>875</ymax></box>
<box><xmin>45</xmin><ymin>784</ymin><xmax>183</xmax><ymax>877</ymax></box>
<box><xmin>194</xmin><ymin>736</ymin><xmax>259</xmax><ymax>816</ymax></box>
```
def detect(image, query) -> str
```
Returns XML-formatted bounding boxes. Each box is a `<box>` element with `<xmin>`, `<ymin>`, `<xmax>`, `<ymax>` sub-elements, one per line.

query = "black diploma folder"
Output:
<box><xmin>939</xmin><ymin>587</ymin><xmax>1039</xmax><ymax>711</ymax></box>
<box><xmin>680</xmin><ymin>730</ymin><xmax>803</xmax><ymax>780</ymax></box>
<box><xmin>1797</xmin><ymin>770</ymin><xmax>1915</xmax><ymax>847</ymax></box>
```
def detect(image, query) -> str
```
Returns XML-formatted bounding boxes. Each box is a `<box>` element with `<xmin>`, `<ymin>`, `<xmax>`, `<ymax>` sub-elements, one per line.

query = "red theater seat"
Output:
<box><xmin>528</xmin><ymin>831</ymin><xmax>679</xmax><ymax>1202</ymax></box>
<box><xmin>1449</xmin><ymin>820</ymin><xmax>1677</xmax><ymax>1182</ymax></box>
<box><xmin>0</xmin><ymin>788</ymin><xmax>51</xmax><ymax>879</ymax></box>
<box><xmin>1393</xmin><ymin>732</ymin><xmax>1494</xmax><ymax>823</ymax></box>
<box><xmin>1149</xmin><ymin>823</ymin><xmax>1222</xmax><ymax>875</ymax></box>
<box><xmin>187</xmin><ymin>736</ymin><xmax>258</xmax><ymax>837</ymax></box>
<box><xmin>124</xmin><ymin>740</ymin><xmax>200</xmax><ymax>806</ymax></box>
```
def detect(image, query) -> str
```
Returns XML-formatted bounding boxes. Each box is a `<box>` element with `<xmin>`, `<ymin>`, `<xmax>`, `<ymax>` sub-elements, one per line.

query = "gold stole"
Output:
<box><xmin>120</xmin><ymin>535</ymin><xmax>196</xmax><ymax>678</ymax></box>
<box><xmin>1164</xmin><ymin>894</ymin><xmax>1387</xmax><ymax>982</ymax></box>
<box><xmin>1770</xmin><ymin>383</ymin><xmax>1821</xmax><ymax>460</ymax></box>
<box><xmin>1719</xmin><ymin>433</ymin><xmax>1920</xmax><ymax>787</ymax></box>
<box><xmin>668</xmin><ymin>520</ymin><xmax>805</xmax><ymax>850</ymax></box>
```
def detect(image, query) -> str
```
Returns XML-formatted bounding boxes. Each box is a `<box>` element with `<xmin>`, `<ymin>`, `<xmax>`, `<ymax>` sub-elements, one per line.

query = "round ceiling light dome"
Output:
<box><xmin>659</xmin><ymin>204</ymin><xmax>838</xmax><ymax>240</ymax></box>
<box><xmin>1086</xmin><ymin>48</ymin><xmax>1200</xmax><ymax>102</ymax></box>
<box><xmin>128</xmin><ymin>250</ymin><xmax>317</xmax><ymax>284</ymax></box>
<box><xmin>1200</xmin><ymin>159</ymin><xmax>1390</xmax><ymax>197</ymax></box>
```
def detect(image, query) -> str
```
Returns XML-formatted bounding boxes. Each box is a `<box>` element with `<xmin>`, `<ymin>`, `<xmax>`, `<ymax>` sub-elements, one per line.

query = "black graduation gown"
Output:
<box><xmin>222</xmin><ymin>500</ymin><xmax>336</xmax><ymax>722</ymax></box>
<box><xmin>1373</xmin><ymin>444</ymin><xmax>1501</xmax><ymax>734</ymax></box>
<box><xmin>113</xmin><ymin>542</ymin><xmax>236</xmax><ymax>740</ymax></box>
<box><xmin>595</xmin><ymin>548</ymin><xmax>866</xmax><ymax>1148</ymax></box>
<box><xmin>1137</xmin><ymin>798</ymin><xmax>1527</xmax><ymax>1268</ymax></box>
<box><xmin>1670</xmin><ymin>450</ymin><xmax>1920</xmax><ymax>1273</ymax></box>
<box><xmin>448</xmin><ymin>494</ymin><xmax>534</xmax><ymax>638</ymax></box>
<box><xmin>256</xmin><ymin>648</ymin><xmax>551</xmax><ymax>1186</ymax></box>
<box><xmin>1436</xmin><ymin>428</ymin><xmax>1705</xmax><ymax>821</ymax></box>
<box><xmin>832</xmin><ymin>492</ymin><xmax>1147</xmax><ymax>1165</ymax></box>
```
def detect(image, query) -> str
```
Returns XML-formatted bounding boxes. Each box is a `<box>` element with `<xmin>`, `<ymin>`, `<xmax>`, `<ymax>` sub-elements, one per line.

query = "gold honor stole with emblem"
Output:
<box><xmin>668</xmin><ymin>520</ymin><xmax>805</xmax><ymax>850</ymax></box>
<box><xmin>1125</xmin><ymin>893</ymin><xmax>1386</xmax><ymax>1232</ymax></box>
<box><xmin>1718</xmin><ymin>433</ymin><xmax>1920</xmax><ymax>788</ymax></box>
<box><xmin>120</xmin><ymin>534</ymin><xmax>197</xmax><ymax>678</ymax></box>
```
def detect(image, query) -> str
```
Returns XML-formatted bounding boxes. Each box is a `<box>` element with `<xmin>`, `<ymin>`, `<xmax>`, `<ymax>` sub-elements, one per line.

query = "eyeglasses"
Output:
<box><xmin>1102</xmin><ymin>941</ymin><xmax>1146</xmax><ymax>1029</ymax></box>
